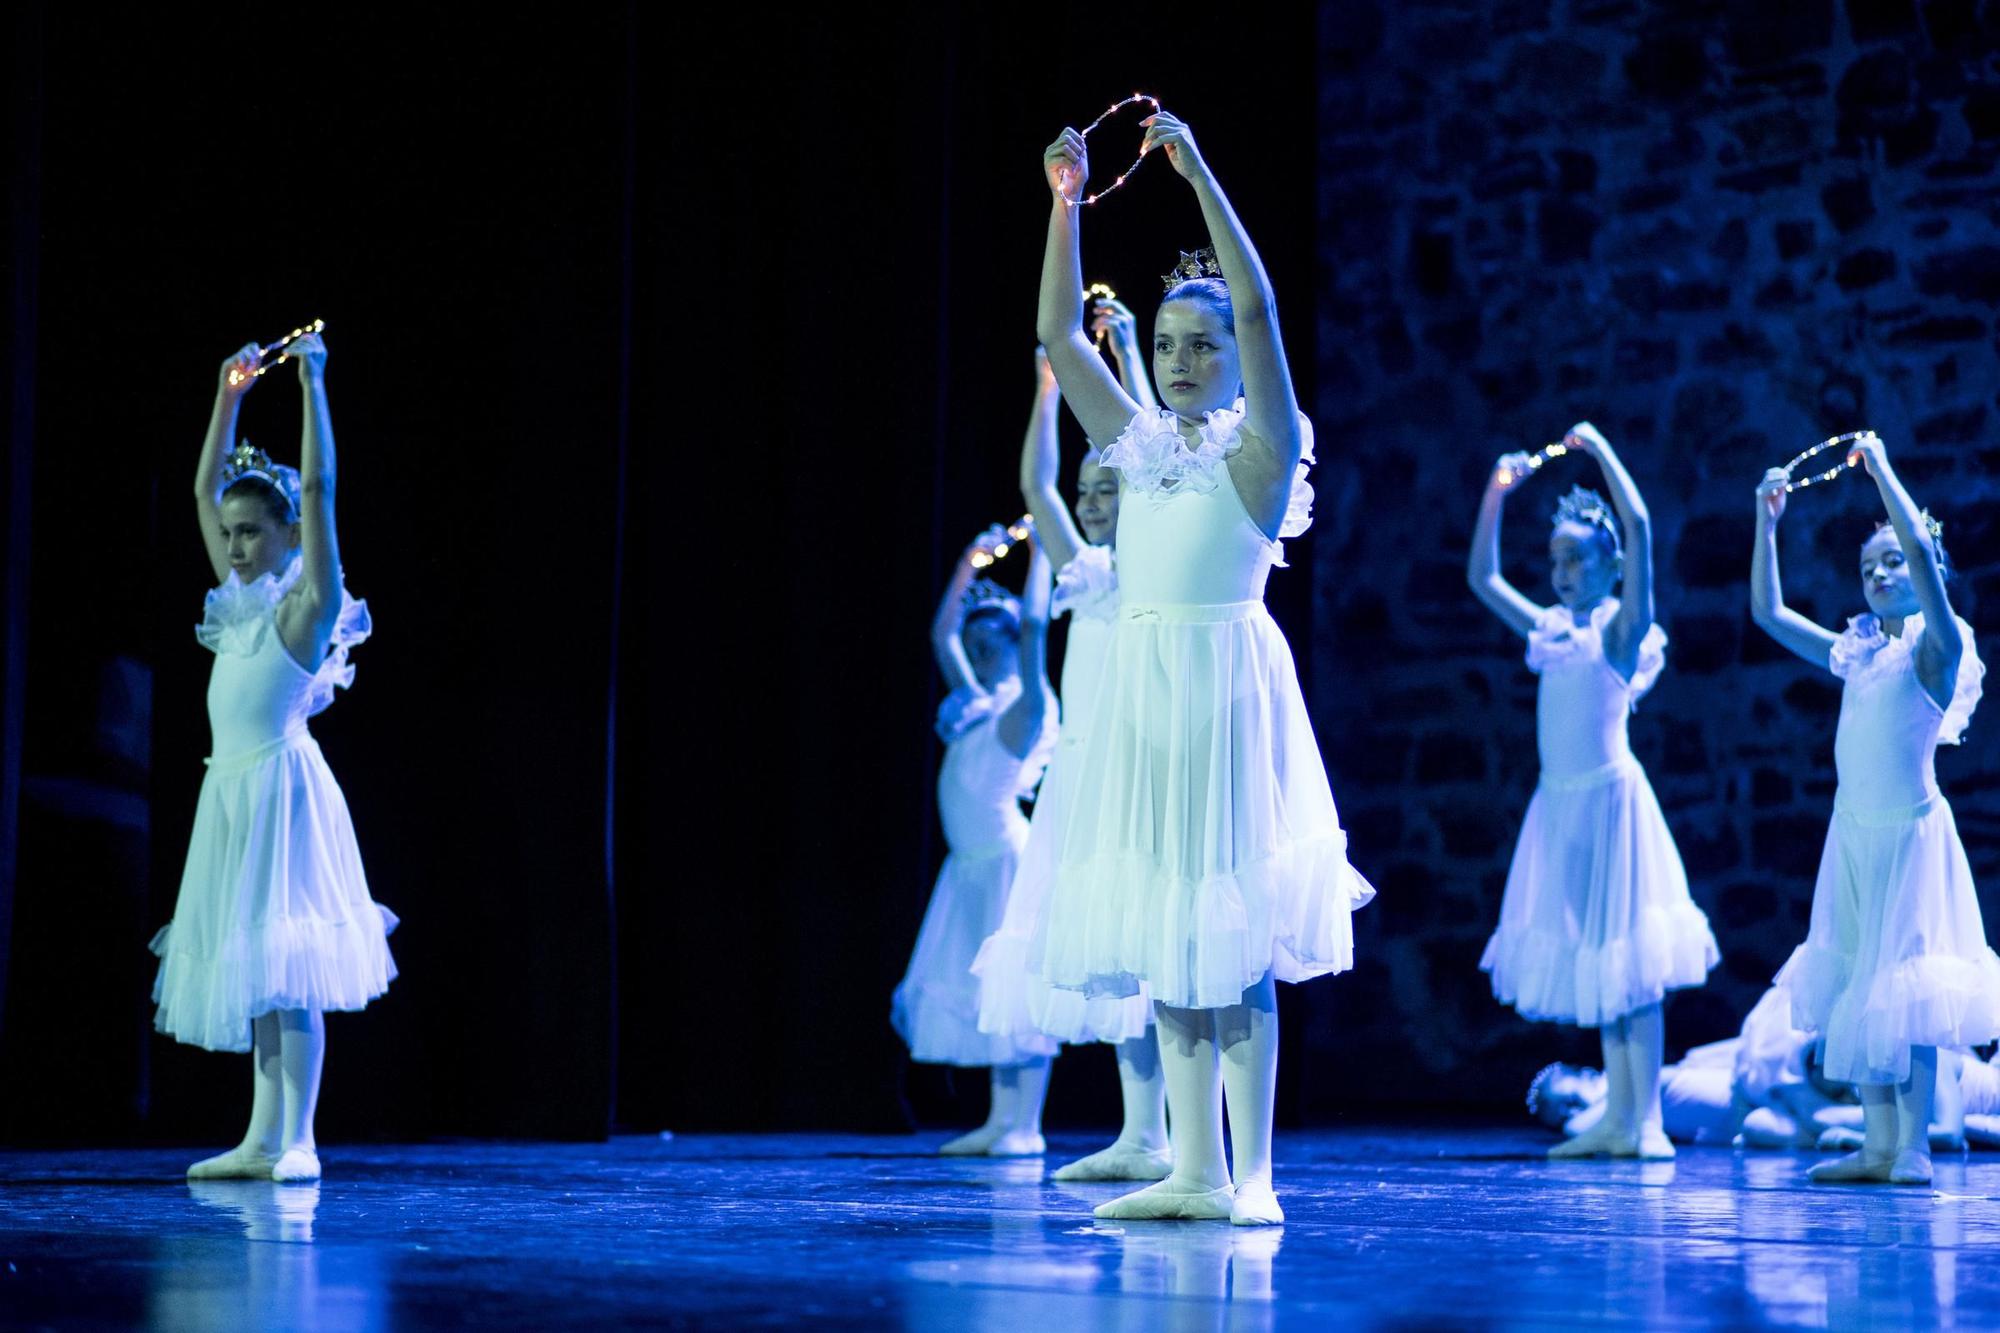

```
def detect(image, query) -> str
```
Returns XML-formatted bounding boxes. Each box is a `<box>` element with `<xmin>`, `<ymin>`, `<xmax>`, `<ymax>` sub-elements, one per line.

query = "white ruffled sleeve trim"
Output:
<box><xmin>1830</xmin><ymin>612</ymin><xmax>1984</xmax><ymax>743</ymax></box>
<box><xmin>1936</xmin><ymin>615</ymin><xmax>1984</xmax><ymax>745</ymax></box>
<box><xmin>1524</xmin><ymin>600</ymin><xmax>1666</xmax><ymax>704</ymax></box>
<box><xmin>194</xmin><ymin>556</ymin><xmax>371</xmax><ymax>716</ymax></box>
<box><xmin>1099</xmin><ymin>407</ymin><xmax>1227</xmax><ymax>497</ymax></box>
<box><xmin>1828</xmin><ymin>614</ymin><xmax>1886</xmax><ymax>681</ymax></box>
<box><xmin>1052</xmin><ymin>544</ymin><xmax>1119</xmax><ymax>622</ymax></box>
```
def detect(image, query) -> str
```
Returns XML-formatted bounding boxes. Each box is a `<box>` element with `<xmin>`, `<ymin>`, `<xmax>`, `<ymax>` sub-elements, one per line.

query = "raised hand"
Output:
<box><xmin>1088</xmin><ymin>296</ymin><xmax>1139</xmax><ymax>348</ymax></box>
<box><xmin>219</xmin><ymin>343</ymin><xmax>262</xmax><ymax>397</ymax></box>
<box><xmin>288</xmin><ymin>331</ymin><xmax>328</xmax><ymax>386</ymax></box>
<box><xmin>1045</xmin><ymin>128</ymin><xmax>1087</xmax><ymax>203</ymax></box>
<box><xmin>1846</xmin><ymin>431</ymin><xmax>1888</xmax><ymax>478</ymax></box>
<box><xmin>1491</xmin><ymin>452</ymin><xmax>1537</xmax><ymax>494</ymax></box>
<box><xmin>1757</xmin><ymin>468</ymin><xmax>1790</xmax><ymax>523</ymax></box>
<box><xmin>1565</xmin><ymin>421</ymin><xmax>1610</xmax><ymax>456</ymax></box>
<box><xmin>962</xmin><ymin>524</ymin><xmax>1012</xmax><ymax>568</ymax></box>
<box><xmin>1139</xmin><ymin>111</ymin><xmax>1210</xmax><ymax>184</ymax></box>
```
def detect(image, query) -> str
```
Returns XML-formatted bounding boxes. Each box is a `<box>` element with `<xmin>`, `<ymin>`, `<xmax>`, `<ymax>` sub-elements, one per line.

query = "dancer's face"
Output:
<box><xmin>1860</xmin><ymin>529</ymin><xmax>1921</xmax><ymax>620</ymax></box>
<box><xmin>962</xmin><ymin>615</ymin><xmax>1020</xmax><ymax>690</ymax></box>
<box><xmin>219</xmin><ymin>493</ymin><xmax>301</xmax><ymax>584</ymax></box>
<box><xmin>1153</xmin><ymin>300</ymin><xmax>1240</xmax><ymax>421</ymax></box>
<box><xmin>1549</xmin><ymin>521</ymin><xmax>1618</xmax><ymax>610</ymax></box>
<box><xmin>1075</xmin><ymin>454</ymin><xmax>1120</xmax><ymax>546</ymax></box>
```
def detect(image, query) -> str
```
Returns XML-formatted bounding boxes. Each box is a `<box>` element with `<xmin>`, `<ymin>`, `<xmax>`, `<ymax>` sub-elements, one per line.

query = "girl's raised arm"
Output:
<box><xmin>1021</xmin><ymin>350</ymin><xmax>1086</xmax><ymax>572</ymax></box>
<box><xmin>1569</xmin><ymin>423</ymin><xmax>1653</xmax><ymax>677</ymax></box>
<box><xmin>1749</xmin><ymin>470</ymin><xmax>1838</xmax><ymax>669</ymax></box>
<box><xmin>932</xmin><ymin>528</ymin><xmax>1005</xmax><ymax>695</ymax></box>
<box><xmin>1141</xmin><ymin>112</ymin><xmax>1298</xmax><ymax>469</ymax></box>
<box><xmin>195</xmin><ymin>344</ymin><xmax>262</xmax><ymax>584</ymax></box>
<box><xmin>281</xmin><ymin>333</ymin><xmax>345</xmax><ymax>666</ymax></box>
<box><xmin>1035</xmin><ymin>130</ymin><xmax>1142</xmax><ymax>448</ymax></box>
<box><xmin>1467</xmin><ymin>452</ymin><xmax>1545</xmax><ymax>639</ymax></box>
<box><xmin>1851</xmin><ymin>434</ymin><xmax>1962</xmax><ymax>707</ymax></box>
<box><xmin>1089</xmin><ymin>297</ymin><xmax>1159</xmax><ymax>413</ymax></box>
<box><xmin>996</xmin><ymin>544</ymin><xmax>1053</xmax><ymax>761</ymax></box>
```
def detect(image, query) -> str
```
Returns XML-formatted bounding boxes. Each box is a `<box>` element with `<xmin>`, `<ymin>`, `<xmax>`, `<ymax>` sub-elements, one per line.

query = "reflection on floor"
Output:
<box><xmin>3</xmin><ymin>1128</ymin><xmax>1999</xmax><ymax>1328</ymax></box>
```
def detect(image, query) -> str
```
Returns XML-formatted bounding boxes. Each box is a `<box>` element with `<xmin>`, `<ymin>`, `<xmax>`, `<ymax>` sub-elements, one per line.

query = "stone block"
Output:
<box><xmin>1538</xmin><ymin>202</ymin><xmax>1598</xmax><ymax>262</ymax></box>
<box><xmin>1676</xmin><ymin>513</ymin><xmax>1752</xmax><ymax>588</ymax></box>
<box><xmin>1554</xmin><ymin>149</ymin><xmax>1597</xmax><ymax>192</ymax></box>
<box><xmin>1915</xmin><ymin>403</ymin><xmax>1988</xmax><ymax>444</ymax></box>
<box><xmin>1715</xmin><ymin>878</ymin><xmax>1780</xmax><ymax>929</ymax></box>
<box><xmin>1775</xmin><ymin>218</ymin><xmax>1816</xmax><ymax>259</ymax></box>
<box><xmin>1697</xmin><ymin>324</ymin><xmax>1779</xmax><ymax>368</ymax></box>
<box><xmin>1846</xmin><ymin>0</ymin><xmax>1921</xmax><ymax>42</ymax></box>
<box><xmin>1416</xmin><ymin>733</ymin><xmax>1486</xmax><ymax>783</ymax></box>
<box><xmin>1751</xmin><ymin>768</ymin><xmax>1794</xmax><ymax>808</ymax></box>
<box><xmin>1834</xmin><ymin>247</ymin><xmax>1898</xmax><ymax>289</ymax></box>
<box><xmin>1710</xmin><ymin>218</ymin><xmax>1750</xmax><ymax>262</ymax></box>
<box><xmin>1821</xmin><ymin>177</ymin><xmax>1876</xmax><ymax>232</ymax></box>
<box><xmin>1680</xmin><ymin>822</ymin><xmax>1746</xmax><ymax>879</ymax></box>
<box><xmin>1615</xmin><ymin>337</ymin><xmax>1678</xmax><ymax>381</ymax></box>
<box><xmin>1753</xmin><ymin>813</ymin><xmax>1831</xmax><ymax>878</ymax></box>
<box><xmin>1725</xmin><ymin>3</ymin><xmax>1833</xmax><ymax>66</ymax></box>
<box><xmin>1915</xmin><ymin>245</ymin><xmax>2000</xmax><ymax>302</ymax></box>
<box><xmin>1669</xmin><ymin>613</ymin><xmax>1742</xmax><ymax>673</ymax></box>
<box><xmin>1836</xmin><ymin>49</ymin><xmax>1916</xmax><ymax>138</ymax></box>
<box><xmin>1436</xmin><ymin>801</ymin><xmax>1515</xmax><ymax>859</ymax></box>
<box><xmin>1625</xmin><ymin>29</ymin><xmax>1714</xmax><ymax>101</ymax></box>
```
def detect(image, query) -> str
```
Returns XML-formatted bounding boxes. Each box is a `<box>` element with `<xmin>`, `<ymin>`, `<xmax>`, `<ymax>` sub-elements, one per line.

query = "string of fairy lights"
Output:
<box><xmin>1494</xmin><ymin>440</ymin><xmax>1571</xmax><ymax>488</ymax></box>
<box><xmin>226</xmin><ymin>318</ymin><xmax>325</xmax><ymax>387</ymax></box>
<box><xmin>968</xmin><ymin>517</ymin><xmax>1035</xmax><ymax>570</ymax></box>
<box><xmin>1062</xmin><ymin>93</ymin><xmax>1165</xmax><ymax>207</ymax></box>
<box><xmin>1780</xmin><ymin>430</ymin><xmax>1875</xmax><ymax>493</ymax></box>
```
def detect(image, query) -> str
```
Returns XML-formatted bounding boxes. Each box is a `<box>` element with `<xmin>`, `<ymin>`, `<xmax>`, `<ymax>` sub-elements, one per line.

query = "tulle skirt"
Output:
<box><xmin>1029</xmin><ymin>600</ymin><xmax>1374</xmax><ymax>1011</ymax></box>
<box><xmin>1775</xmin><ymin>792</ymin><xmax>2000</xmax><ymax>1085</ymax></box>
<box><xmin>894</xmin><ymin>822</ymin><xmax>1059</xmax><ymax>1068</ymax></box>
<box><xmin>151</xmin><ymin>732</ymin><xmax>398</xmax><ymax>1053</ymax></box>
<box><xmin>973</xmin><ymin>737</ymin><xmax>1155</xmax><ymax>1046</ymax></box>
<box><xmin>1481</xmin><ymin>755</ymin><xmax>1718</xmax><ymax>1026</ymax></box>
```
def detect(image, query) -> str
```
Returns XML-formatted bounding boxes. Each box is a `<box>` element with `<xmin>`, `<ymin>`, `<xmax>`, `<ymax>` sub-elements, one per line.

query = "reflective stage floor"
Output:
<box><xmin>5</xmin><ymin>1128</ymin><xmax>2000</xmax><ymax>1328</ymax></box>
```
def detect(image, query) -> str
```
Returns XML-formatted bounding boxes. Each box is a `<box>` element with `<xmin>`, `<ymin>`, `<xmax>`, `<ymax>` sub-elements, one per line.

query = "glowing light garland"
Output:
<box><xmin>226</xmin><ymin>319</ymin><xmax>326</xmax><ymax>387</ymax></box>
<box><xmin>968</xmin><ymin>516</ymin><xmax>1036</xmax><ymax>569</ymax></box>
<box><xmin>1779</xmin><ymin>430</ymin><xmax>1875</xmax><ymax>493</ymax></box>
<box><xmin>1060</xmin><ymin>93</ymin><xmax>1165</xmax><ymax>207</ymax></box>
<box><xmin>1495</xmin><ymin>440</ymin><xmax>1570</xmax><ymax>488</ymax></box>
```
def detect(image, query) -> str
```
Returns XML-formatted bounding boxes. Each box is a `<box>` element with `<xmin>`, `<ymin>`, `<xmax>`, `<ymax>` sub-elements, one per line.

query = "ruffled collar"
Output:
<box><xmin>1832</xmin><ymin>611</ymin><xmax>1985</xmax><ymax>744</ymax></box>
<box><xmin>1052</xmin><ymin>544</ymin><xmax>1119</xmax><ymax>622</ymax></box>
<box><xmin>1527</xmin><ymin>598</ymin><xmax>1669</xmax><ymax>702</ymax></box>
<box><xmin>1099</xmin><ymin>400</ymin><xmax>1317</xmax><ymax>564</ymax></box>
<box><xmin>195</xmin><ymin>555</ymin><xmax>373</xmax><ymax>718</ymax></box>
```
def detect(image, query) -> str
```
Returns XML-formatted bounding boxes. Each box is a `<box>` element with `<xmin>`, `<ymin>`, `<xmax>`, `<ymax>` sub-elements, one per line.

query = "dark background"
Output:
<box><xmin>4</xmin><ymin>2</ymin><xmax>1998</xmax><ymax>1144</ymax></box>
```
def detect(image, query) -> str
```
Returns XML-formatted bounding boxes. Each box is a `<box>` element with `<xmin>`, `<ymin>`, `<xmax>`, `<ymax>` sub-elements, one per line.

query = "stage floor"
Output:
<box><xmin>3</xmin><ymin>1127</ymin><xmax>1999</xmax><ymax>1328</ymax></box>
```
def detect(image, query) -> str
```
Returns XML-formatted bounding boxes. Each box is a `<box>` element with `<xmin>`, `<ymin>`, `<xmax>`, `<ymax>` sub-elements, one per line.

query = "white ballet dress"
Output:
<box><xmin>1775</xmin><ymin>612</ymin><xmax>2000</xmax><ymax>1085</ymax></box>
<box><xmin>972</xmin><ymin>546</ymin><xmax>1155</xmax><ymax>1045</ymax></box>
<box><xmin>892</xmin><ymin>677</ymin><xmax>1059</xmax><ymax>1066</ymax></box>
<box><xmin>150</xmin><ymin>557</ymin><xmax>397</xmax><ymax>1053</ymax></box>
<box><xmin>1481</xmin><ymin>600</ymin><xmax>1718</xmax><ymax>1026</ymax></box>
<box><xmin>1026</xmin><ymin>403</ymin><xmax>1374</xmax><ymax>1011</ymax></box>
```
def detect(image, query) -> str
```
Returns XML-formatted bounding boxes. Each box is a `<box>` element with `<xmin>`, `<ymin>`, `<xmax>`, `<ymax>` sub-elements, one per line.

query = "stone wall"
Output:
<box><xmin>1307</xmin><ymin>0</ymin><xmax>2000</xmax><ymax>1111</ymax></box>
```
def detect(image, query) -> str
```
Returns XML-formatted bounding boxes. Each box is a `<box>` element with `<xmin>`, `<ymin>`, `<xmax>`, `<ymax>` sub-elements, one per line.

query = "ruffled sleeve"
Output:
<box><xmin>1828</xmin><ymin>614</ymin><xmax>1885</xmax><ymax>681</ymax></box>
<box><xmin>304</xmin><ymin>590</ymin><xmax>372</xmax><ymax>718</ymax></box>
<box><xmin>1523</xmin><ymin>604</ymin><xmax>1576</xmax><ymax>675</ymax></box>
<box><xmin>1936</xmin><ymin>615</ymin><xmax>1984</xmax><ymax>746</ymax></box>
<box><xmin>1612</xmin><ymin>603</ymin><xmax>1669</xmax><ymax>703</ymax></box>
<box><xmin>1525</xmin><ymin>600</ymin><xmax>1666</xmax><ymax>705</ymax></box>
<box><xmin>1052</xmin><ymin>544</ymin><xmax>1119</xmax><ymax>622</ymax></box>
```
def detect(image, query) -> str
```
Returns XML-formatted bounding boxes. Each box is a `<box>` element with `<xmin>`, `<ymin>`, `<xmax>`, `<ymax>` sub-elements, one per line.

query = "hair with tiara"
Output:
<box><xmin>1159</xmin><ymin>247</ymin><xmax>1234</xmax><ymax>334</ymax></box>
<box><xmin>961</xmin><ymin>578</ymin><xmax>1021</xmax><ymax>636</ymax></box>
<box><xmin>1871</xmin><ymin>510</ymin><xmax>1954</xmax><ymax>583</ymax></box>
<box><xmin>1551</xmin><ymin>485</ymin><xmax>1622</xmax><ymax>563</ymax></box>
<box><xmin>217</xmin><ymin>441</ymin><xmax>302</xmax><ymax>524</ymax></box>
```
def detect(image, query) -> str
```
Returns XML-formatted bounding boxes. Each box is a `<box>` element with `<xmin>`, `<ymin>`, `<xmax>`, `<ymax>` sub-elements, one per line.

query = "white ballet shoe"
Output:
<box><xmin>1808</xmin><ymin>1150</ymin><xmax>1893</xmax><ymax>1184</ymax></box>
<box><xmin>1816</xmin><ymin>1127</ymin><xmax>1865</xmax><ymax>1152</ymax></box>
<box><xmin>939</xmin><ymin>1125</ymin><xmax>1005</xmax><ymax>1156</ymax></box>
<box><xmin>1052</xmin><ymin>1141</ymin><xmax>1175</xmax><ymax>1182</ymax></box>
<box><xmin>1889</xmin><ymin>1150</ymin><xmax>1933</xmax><ymax>1186</ymax></box>
<box><xmin>1229</xmin><ymin>1180</ymin><xmax>1285</xmax><ymax>1227</ymax></box>
<box><xmin>985</xmin><ymin>1131</ymin><xmax>1046</xmax><ymax>1158</ymax></box>
<box><xmin>1548</xmin><ymin>1119</ymin><xmax>1631</xmax><ymax>1159</ymax></box>
<box><xmin>1093</xmin><ymin>1176</ymin><xmax>1236</xmax><ymax>1221</ymax></box>
<box><xmin>186</xmin><ymin>1146</ymin><xmax>281</xmax><ymax>1180</ymax></box>
<box><xmin>270</xmin><ymin>1148</ymin><xmax>321</xmax><ymax>1184</ymax></box>
<box><xmin>1613</xmin><ymin>1128</ymin><xmax>1675</xmax><ymax>1161</ymax></box>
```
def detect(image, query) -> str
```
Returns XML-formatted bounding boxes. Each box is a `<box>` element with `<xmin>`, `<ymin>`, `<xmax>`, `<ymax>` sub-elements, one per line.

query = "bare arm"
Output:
<box><xmin>1090</xmin><ymin>297</ymin><xmax>1158</xmax><ymax>412</ymax></box>
<box><xmin>1570</xmin><ymin>422</ymin><xmax>1652</xmax><ymax>679</ymax></box>
<box><xmin>996</xmin><ymin>544</ymin><xmax>1053</xmax><ymax>760</ymax></box>
<box><xmin>1035</xmin><ymin>130</ymin><xmax>1142</xmax><ymax>447</ymax></box>
<box><xmin>1853</xmin><ymin>434</ymin><xmax>1961</xmax><ymax>707</ymax></box>
<box><xmin>1021</xmin><ymin>350</ymin><xmax>1085</xmax><ymax>572</ymax></box>
<box><xmin>194</xmin><ymin>344</ymin><xmax>262</xmax><ymax>583</ymax></box>
<box><xmin>1467</xmin><ymin>453</ymin><xmax>1545</xmax><ymax>639</ymax></box>
<box><xmin>1750</xmin><ymin>470</ymin><xmax>1839</xmax><ymax>669</ymax></box>
<box><xmin>932</xmin><ymin>528</ymin><xmax>1003</xmax><ymax>694</ymax></box>
<box><xmin>1142</xmin><ymin>112</ymin><xmax>1300</xmax><ymax>535</ymax></box>
<box><xmin>276</xmin><ymin>333</ymin><xmax>344</xmax><ymax>667</ymax></box>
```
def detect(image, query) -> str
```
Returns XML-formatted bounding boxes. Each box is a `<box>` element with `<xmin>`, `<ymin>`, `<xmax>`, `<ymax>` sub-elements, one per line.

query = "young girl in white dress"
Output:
<box><xmin>973</xmin><ymin>343</ymin><xmax>1172</xmax><ymax>1183</ymax></box>
<box><xmin>1469</xmin><ymin>423</ymin><xmax>1719</xmax><ymax>1160</ymax></box>
<box><xmin>1030</xmin><ymin>112</ymin><xmax>1373</xmax><ymax>1226</ymax></box>
<box><xmin>152</xmin><ymin>333</ymin><xmax>395</xmax><ymax>1184</ymax></box>
<box><xmin>893</xmin><ymin>536</ymin><xmax>1059</xmax><ymax>1155</ymax></box>
<box><xmin>1752</xmin><ymin>433</ymin><xmax>2000</xmax><ymax>1185</ymax></box>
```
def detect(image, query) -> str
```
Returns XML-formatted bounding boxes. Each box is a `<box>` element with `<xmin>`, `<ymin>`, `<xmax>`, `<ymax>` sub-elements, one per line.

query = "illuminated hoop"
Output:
<box><xmin>1495</xmin><ymin>440</ymin><xmax>1570</xmax><ymax>488</ymax></box>
<box><xmin>226</xmin><ymin>318</ymin><xmax>326</xmax><ymax>387</ymax></box>
<box><xmin>967</xmin><ymin>515</ymin><xmax>1036</xmax><ymax>569</ymax></box>
<box><xmin>1084</xmin><ymin>282</ymin><xmax>1118</xmax><ymax>346</ymax></box>
<box><xmin>1780</xmin><ymin>430</ymin><xmax>1875</xmax><ymax>493</ymax></box>
<box><xmin>1065</xmin><ymin>94</ymin><xmax>1165</xmax><ymax>207</ymax></box>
